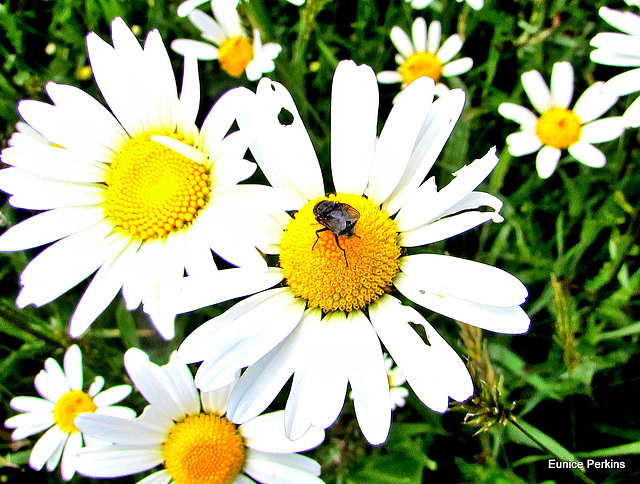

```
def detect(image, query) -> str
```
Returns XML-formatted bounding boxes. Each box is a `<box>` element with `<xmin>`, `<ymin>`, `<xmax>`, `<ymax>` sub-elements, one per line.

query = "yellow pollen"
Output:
<box><xmin>53</xmin><ymin>390</ymin><xmax>97</xmax><ymax>434</ymax></box>
<box><xmin>163</xmin><ymin>414</ymin><xmax>245</xmax><ymax>484</ymax></box>
<box><xmin>104</xmin><ymin>134</ymin><xmax>211</xmax><ymax>240</ymax></box>
<box><xmin>401</xmin><ymin>52</ymin><xmax>443</xmax><ymax>85</ymax></box>
<box><xmin>536</xmin><ymin>107</ymin><xmax>582</xmax><ymax>149</ymax></box>
<box><xmin>218</xmin><ymin>36</ymin><xmax>253</xmax><ymax>78</ymax></box>
<box><xmin>280</xmin><ymin>193</ymin><xmax>401</xmax><ymax>313</ymax></box>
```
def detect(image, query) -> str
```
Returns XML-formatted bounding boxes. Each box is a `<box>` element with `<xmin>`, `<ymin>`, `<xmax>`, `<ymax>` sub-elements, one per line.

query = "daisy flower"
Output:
<box><xmin>177</xmin><ymin>0</ymin><xmax>304</xmax><ymax>17</ymax></box>
<box><xmin>499</xmin><ymin>62</ymin><xmax>625</xmax><ymax>178</ymax></box>
<box><xmin>75</xmin><ymin>348</ymin><xmax>325</xmax><ymax>484</ymax></box>
<box><xmin>172</xmin><ymin>0</ymin><xmax>282</xmax><ymax>81</ymax></box>
<box><xmin>590</xmin><ymin>6</ymin><xmax>640</xmax><ymax>127</ymax></box>
<box><xmin>4</xmin><ymin>345</ymin><xmax>134</xmax><ymax>481</ymax></box>
<box><xmin>377</xmin><ymin>18</ymin><xmax>473</xmax><ymax>98</ymax></box>
<box><xmin>0</xmin><ymin>18</ymin><xmax>294</xmax><ymax>340</ymax></box>
<box><xmin>406</xmin><ymin>0</ymin><xmax>484</xmax><ymax>12</ymax></box>
<box><xmin>176</xmin><ymin>60</ymin><xmax>530</xmax><ymax>445</ymax></box>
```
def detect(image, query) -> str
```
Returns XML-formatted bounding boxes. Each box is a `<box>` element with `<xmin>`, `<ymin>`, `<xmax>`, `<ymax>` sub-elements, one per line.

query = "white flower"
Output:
<box><xmin>176</xmin><ymin>60</ymin><xmax>530</xmax><ymax>446</ymax></box>
<box><xmin>177</xmin><ymin>0</ymin><xmax>303</xmax><ymax>17</ymax></box>
<box><xmin>499</xmin><ymin>62</ymin><xmax>625</xmax><ymax>178</ymax></box>
<box><xmin>172</xmin><ymin>0</ymin><xmax>282</xmax><ymax>81</ymax></box>
<box><xmin>4</xmin><ymin>345</ymin><xmax>134</xmax><ymax>481</ymax></box>
<box><xmin>377</xmin><ymin>18</ymin><xmax>473</xmax><ymax>98</ymax></box>
<box><xmin>405</xmin><ymin>0</ymin><xmax>484</xmax><ymax>11</ymax></box>
<box><xmin>75</xmin><ymin>348</ymin><xmax>325</xmax><ymax>484</ymax></box>
<box><xmin>0</xmin><ymin>18</ymin><xmax>294</xmax><ymax>340</ymax></box>
<box><xmin>590</xmin><ymin>6</ymin><xmax>640</xmax><ymax>127</ymax></box>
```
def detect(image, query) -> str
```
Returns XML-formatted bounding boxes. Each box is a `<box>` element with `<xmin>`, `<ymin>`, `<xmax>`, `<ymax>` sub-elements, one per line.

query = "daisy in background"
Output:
<box><xmin>4</xmin><ymin>345</ymin><xmax>134</xmax><ymax>481</ymax></box>
<box><xmin>176</xmin><ymin>60</ymin><xmax>530</xmax><ymax>446</ymax></box>
<box><xmin>406</xmin><ymin>0</ymin><xmax>484</xmax><ymax>12</ymax></box>
<box><xmin>377</xmin><ymin>18</ymin><xmax>473</xmax><ymax>98</ymax></box>
<box><xmin>75</xmin><ymin>348</ymin><xmax>326</xmax><ymax>484</ymax></box>
<box><xmin>590</xmin><ymin>4</ymin><xmax>640</xmax><ymax>127</ymax></box>
<box><xmin>0</xmin><ymin>18</ymin><xmax>295</xmax><ymax>340</ymax></box>
<box><xmin>172</xmin><ymin>0</ymin><xmax>282</xmax><ymax>81</ymax></box>
<box><xmin>177</xmin><ymin>0</ymin><xmax>304</xmax><ymax>17</ymax></box>
<box><xmin>499</xmin><ymin>61</ymin><xmax>625</xmax><ymax>179</ymax></box>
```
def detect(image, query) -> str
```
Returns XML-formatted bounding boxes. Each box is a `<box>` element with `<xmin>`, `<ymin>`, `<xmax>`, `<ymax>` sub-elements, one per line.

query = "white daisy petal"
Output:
<box><xmin>189</xmin><ymin>289</ymin><xmax>306</xmax><ymax>392</ymax></box>
<box><xmin>383</xmin><ymin>89</ymin><xmax>465</xmax><ymax>216</ymax></box>
<box><xmin>75</xmin><ymin>413</ymin><xmax>167</xmax><ymax>446</ymax></box>
<box><xmin>550</xmin><ymin>61</ymin><xmax>574</xmax><ymax>109</ymax></box>
<box><xmin>75</xmin><ymin>444</ymin><xmax>163</xmax><ymax>478</ymax></box>
<box><xmin>602</xmin><ymin>68</ymin><xmax>640</xmax><ymax>97</ymax></box>
<box><xmin>29</xmin><ymin>425</ymin><xmax>67</xmax><ymax>471</ymax></box>
<box><xmin>598</xmin><ymin>6</ymin><xmax>640</xmax><ymax>36</ymax></box>
<box><xmin>368</xmin><ymin>76</ymin><xmax>434</xmax><ymax>205</ymax></box>
<box><xmin>331</xmin><ymin>60</ymin><xmax>378</xmax><ymax>196</ymax></box>
<box><xmin>376</xmin><ymin>70</ymin><xmax>403</xmax><ymax>84</ymax></box>
<box><xmin>573</xmin><ymin>82</ymin><xmax>618</xmax><ymax>123</ymax></box>
<box><xmin>412</xmin><ymin>17</ymin><xmax>428</xmax><ymax>53</ymax></box>
<box><xmin>441</xmin><ymin>57</ymin><xmax>473</xmax><ymax>77</ymax></box>
<box><xmin>240</xmin><ymin>410</ymin><xmax>325</xmax><ymax>453</ymax></box>
<box><xmin>427</xmin><ymin>20</ymin><xmax>441</xmax><ymax>54</ymax></box>
<box><xmin>60</xmin><ymin>431</ymin><xmax>82</xmax><ymax>480</ymax></box>
<box><xmin>211</xmin><ymin>0</ymin><xmax>242</xmax><ymax>38</ymax></box>
<box><xmin>227</xmin><ymin>309</ymin><xmax>317</xmax><ymax>425</ymax></box>
<box><xmin>394</xmin><ymin>272</ymin><xmax>531</xmax><ymax>334</ymax></box>
<box><xmin>622</xmin><ymin>94</ymin><xmax>640</xmax><ymax>127</ymax></box>
<box><xmin>346</xmin><ymin>310</ymin><xmax>391</xmax><ymax>445</ymax></box>
<box><xmin>535</xmin><ymin>145</ymin><xmax>561</xmax><ymax>178</ymax></box>
<box><xmin>567</xmin><ymin>141</ymin><xmax>607</xmax><ymax>168</ymax></box>
<box><xmin>521</xmin><ymin>69</ymin><xmax>553</xmax><ymax>114</ymax></box>
<box><xmin>498</xmin><ymin>103</ymin><xmax>538</xmax><ymax>130</ymax></box>
<box><xmin>171</xmin><ymin>38</ymin><xmax>218</xmax><ymax>60</ymax></box>
<box><xmin>286</xmin><ymin>311</ymin><xmax>349</xmax><ymax>437</ymax></box>
<box><xmin>6</xmin><ymin>414</ymin><xmax>54</xmax><ymax>440</ymax></box>
<box><xmin>201</xmin><ymin>375</ymin><xmax>238</xmax><ymax>416</ymax></box>
<box><xmin>63</xmin><ymin>345</ymin><xmax>83</xmax><ymax>391</ymax></box>
<box><xmin>176</xmin><ymin>0</ymin><xmax>209</xmax><ymax>17</ymax></box>
<box><xmin>399</xmin><ymin>211</ymin><xmax>502</xmax><ymax>247</ymax></box>
<box><xmin>236</xmin><ymin>78</ymin><xmax>324</xmax><ymax>203</ymax></box>
<box><xmin>137</xmin><ymin>470</ymin><xmax>173</xmax><ymax>484</ymax></box>
<box><xmin>506</xmin><ymin>131</ymin><xmax>543</xmax><ymax>156</ymax></box>
<box><xmin>93</xmin><ymin>385</ymin><xmax>132</xmax><ymax>408</ymax></box>
<box><xmin>390</xmin><ymin>26</ymin><xmax>415</xmax><ymax>59</ymax></box>
<box><xmin>580</xmin><ymin>117</ymin><xmax>625</xmax><ymax>143</ymax></box>
<box><xmin>9</xmin><ymin>396</ymin><xmax>54</xmax><ymax>413</ymax></box>
<box><xmin>399</xmin><ymin>254</ymin><xmax>528</xmax><ymax>307</ymax></box>
<box><xmin>45</xmin><ymin>437</ymin><xmax>66</xmax><ymax>473</ymax></box>
<box><xmin>436</xmin><ymin>34</ymin><xmax>463</xmax><ymax>64</ymax></box>
<box><xmin>244</xmin><ymin>449</ymin><xmax>324</xmax><ymax>484</ymax></box>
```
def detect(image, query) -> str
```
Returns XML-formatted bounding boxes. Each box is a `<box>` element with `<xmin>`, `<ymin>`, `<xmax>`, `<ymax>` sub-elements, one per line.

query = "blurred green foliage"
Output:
<box><xmin>0</xmin><ymin>0</ymin><xmax>639</xmax><ymax>483</ymax></box>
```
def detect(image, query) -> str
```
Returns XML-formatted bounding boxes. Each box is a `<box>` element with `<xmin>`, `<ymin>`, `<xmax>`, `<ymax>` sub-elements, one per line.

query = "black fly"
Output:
<box><xmin>312</xmin><ymin>200</ymin><xmax>360</xmax><ymax>267</ymax></box>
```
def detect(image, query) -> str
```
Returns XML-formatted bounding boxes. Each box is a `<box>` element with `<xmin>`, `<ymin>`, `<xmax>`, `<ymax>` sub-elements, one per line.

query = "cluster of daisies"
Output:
<box><xmin>3</xmin><ymin>0</ymin><xmax>634</xmax><ymax>482</ymax></box>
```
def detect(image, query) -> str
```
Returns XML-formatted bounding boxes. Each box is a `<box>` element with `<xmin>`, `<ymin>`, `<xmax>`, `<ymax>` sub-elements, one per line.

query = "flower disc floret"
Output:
<box><xmin>536</xmin><ymin>107</ymin><xmax>582</xmax><ymax>149</ymax></box>
<box><xmin>53</xmin><ymin>390</ymin><xmax>97</xmax><ymax>434</ymax></box>
<box><xmin>280</xmin><ymin>193</ymin><xmax>401</xmax><ymax>313</ymax></box>
<box><xmin>401</xmin><ymin>52</ymin><xmax>443</xmax><ymax>85</ymax></box>
<box><xmin>104</xmin><ymin>134</ymin><xmax>211</xmax><ymax>240</ymax></box>
<box><xmin>163</xmin><ymin>414</ymin><xmax>245</xmax><ymax>484</ymax></box>
<box><xmin>218</xmin><ymin>36</ymin><xmax>253</xmax><ymax>77</ymax></box>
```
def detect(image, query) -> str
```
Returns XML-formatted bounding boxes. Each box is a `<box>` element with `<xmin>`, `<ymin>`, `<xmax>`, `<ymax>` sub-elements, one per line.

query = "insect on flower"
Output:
<box><xmin>312</xmin><ymin>200</ymin><xmax>360</xmax><ymax>266</ymax></box>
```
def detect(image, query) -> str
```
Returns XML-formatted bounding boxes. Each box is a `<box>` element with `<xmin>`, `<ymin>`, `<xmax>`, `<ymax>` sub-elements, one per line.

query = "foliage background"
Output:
<box><xmin>0</xmin><ymin>0</ymin><xmax>639</xmax><ymax>482</ymax></box>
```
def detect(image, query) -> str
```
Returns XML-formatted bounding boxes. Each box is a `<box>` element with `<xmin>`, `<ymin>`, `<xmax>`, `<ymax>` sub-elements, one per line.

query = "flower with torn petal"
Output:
<box><xmin>377</xmin><ymin>18</ymin><xmax>473</xmax><ymax>98</ymax></box>
<box><xmin>75</xmin><ymin>348</ymin><xmax>325</xmax><ymax>484</ymax></box>
<box><xmin>172</xmin><ymin>0</ymin><xmax>282</xmax><ymax>81</ymax></box>
<box><xmin>4</xmin><ymin>345</ymin><xmax>134</xmax><ymax>481</ymax></box>
<box><xmin>499</xmin><ymin>61</ymin><xmax>625</xmax><ymax>178</ymax></box>
<box><xmin>0</xmin><ymin>17</ymin><xmax>295</xmax><ymax>340</ymax></box>
<box><xmin>590</xmin><ymin>6</ymin><xmax>640</xmax><ymax>127</ymax></box>
<box><xmin>176</xmin><ymin>60</ymin><xmax>530</xmax><ymax>446</ymax></box>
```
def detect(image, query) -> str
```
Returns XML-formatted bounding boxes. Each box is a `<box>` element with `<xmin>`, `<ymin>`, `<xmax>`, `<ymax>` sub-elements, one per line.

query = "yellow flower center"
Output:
<box><xmin>536</xmin><ymin>107</ymin><xmax>582</xmax><ymax>149</ymax></box>
<box><xmin>280</xmin><ymin>193</ymin><xmax>401</xmax><ymax>313</ymax></box>
<box><xmin>401</xmin><ymin>52</ymin><xmax>443</xmax><ymax>85</ymax></box>
<box><xmin>104</xmin><ymin>134</ymin><xmax>211</xmax><ymax>240</ymax></box>
<box><xmin>53</xmin><ymin>390</ymin><xmax>97</xmax><ymax>434</ymax></box>
<box><xmin>163</xmin><ymin>414</ymin><xmax>246</xmax><ymax>484</ymax></box>
<box><xmin>218</xmin><ymin>36</ymin><xmax>253</xmax><ymax>78</ymax></box>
